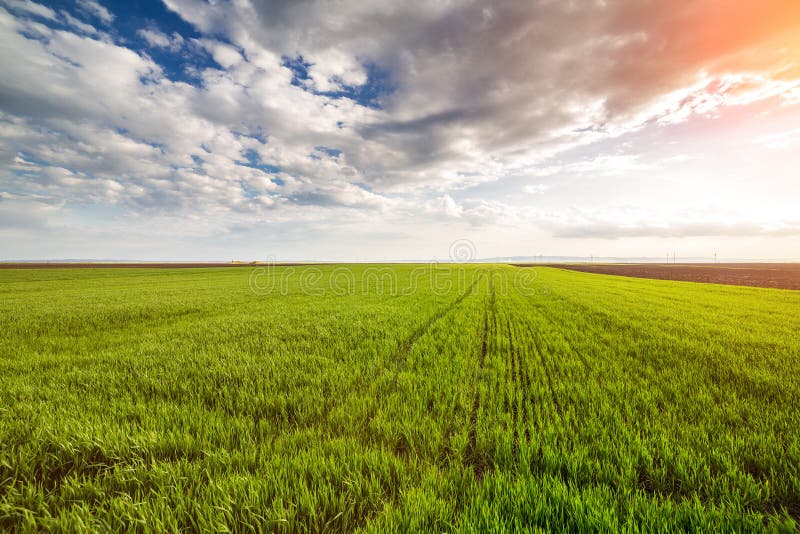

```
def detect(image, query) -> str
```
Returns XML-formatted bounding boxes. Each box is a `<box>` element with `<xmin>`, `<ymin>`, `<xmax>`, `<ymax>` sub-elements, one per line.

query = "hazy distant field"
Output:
<box><xmin>1</xmin><ymin>265</ymin><xmax>799</xmax><ymax>531</ymax></box>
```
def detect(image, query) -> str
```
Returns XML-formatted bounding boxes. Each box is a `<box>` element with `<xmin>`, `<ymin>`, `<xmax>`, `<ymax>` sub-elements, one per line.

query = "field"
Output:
<box><xmin>541</xmin><ymin>263</ymin><xmax>800</xmax><ymax>290</ymax></box>
<box><xmin>1</xmin><ymin>264</ymin><xmax>799</xmax><ymax>531</ymax></box>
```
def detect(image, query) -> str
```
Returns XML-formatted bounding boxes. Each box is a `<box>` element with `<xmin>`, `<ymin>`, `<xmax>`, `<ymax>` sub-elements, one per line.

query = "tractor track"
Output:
<box><xmin>357</xmin><ymin>276</ymin><xmax>481</xmax><ymax>438</ymax></box>
<box><xmin>465</xmin><ymin>278</ymin><xmax>493</xmax><ymax>480</ymax></box>
<box><xmin>524</xmin><ymin>322</ymin><xmax>564</xmax><ymax>421</ymax></box>
<box><xmin>507</xmin><ymin>322</ymin><xmax>520</xmax><ymax>461</ymax></box>
<box><xmin>390</xmin><ymin>277</ymin><xmax>481</xmax><ymax>382</ymax></box>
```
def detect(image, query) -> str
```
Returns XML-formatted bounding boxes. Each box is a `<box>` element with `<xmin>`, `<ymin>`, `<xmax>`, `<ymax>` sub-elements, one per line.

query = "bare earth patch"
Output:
<box><xmin>515</xmin><ymin>263</ymin><xmax>800</xmax><ymax>290</ymax></box>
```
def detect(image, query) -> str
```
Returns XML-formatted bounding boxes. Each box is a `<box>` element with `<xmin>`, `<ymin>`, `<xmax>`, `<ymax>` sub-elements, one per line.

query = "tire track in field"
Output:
<box><xmin>347</xmin><ymin>275</ymin><xmax>486</xmax><ymax>532</ymax></box>
<box><xmin>506</xmin><ymin>321</ymin><xmax>520</xmax><ymax>461</ymax></box>
<box><xmin>465</xmin><ymin>276</ymin><xmax>493</xmax><ymax>480</ymax></box>
<box><xmin>518</xmin><ymin>290</ymin><xmax>592</xmax><ymax>374</ymax></box>
<box><xmin>539</xmin><ymin>309</ymin><xmax>592</xmax><ymax>373</ymax></box>
<box><xmin>433</xmin><ymin>272</ymin><xmax>485</xmax><ymax>467</ymax></box>
<box><xmin>506</xmin><ymin>310</ymin><xmax>537</xmax><ymax>446</ymax></box>
<box><xmin>517</xmin><ymin>337</ymin><xmax>533</xmax><ymax>445</ymax></box>
<box><xmin>259</xmin><ymin>275</ymin><xmax>482</xmax><ymax>442</ymax></box>
<box><xmin>635</xmin><ymin>464</ymin><xmax>800</xmax><ymax>527</ymax></box>
<box><xmin>517</xmin><ymin>328</ymin><xmax>536</xmax><ymax>444</ymax></box>
<box><xmin>390</xmin><ymin>276</ymin><xmax>481</xmax><ymax>383</ymax></box>
<box><xmin>524</xmin><ymin>322</ymin><xmax>563</xmax><ymax>421</ymax></box>
<box><xmin>363</xmin><ymin>275</ymin><xmax>482</xmax><ymax>451</ymax></box>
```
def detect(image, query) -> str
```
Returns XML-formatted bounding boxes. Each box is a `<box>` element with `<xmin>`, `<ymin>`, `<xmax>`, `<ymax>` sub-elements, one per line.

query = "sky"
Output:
<box><xmin>1</xmin><ymin>0</ymin><xmax>800</xmax><ymax>262</ymax></box>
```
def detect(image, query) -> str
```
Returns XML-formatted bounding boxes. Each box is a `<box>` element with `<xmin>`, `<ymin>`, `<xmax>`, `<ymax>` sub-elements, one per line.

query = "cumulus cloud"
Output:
<box><xmin>0</xmin><ymin>7</ymin><xmax>377</xmax><ymax>220</ymax></box>
<box><xmin>76</xmin><ymin>0</ymin><xmax>113</xmax><ymax>24</ymax></box>
<box><xmin>157</xmin><ymin>0</ymin><xmax>800</xmax><ymax>190</ymax></box>
<box><xmin>421</xmin><ymin>195</ymin><xmax>523</xmax><ymax>228</ymax></box>
<box><xmin>2</xmin><ymin>0</ymin><xmax>55</xmax><ymax>21</ymax></box>
<box><xmin>1</xmin><ymin>0</ymin><xmax>800</xmax><ymax>258</ymax></box>
<box><xmin>137</xmin><ymin>27</ymin><xmax>183</xmax><ymax>51</ymax></box>
<box><xmin>61</xmin><ymin>11</ymin><xmax>98</xmax><ymax>35</ymax></box>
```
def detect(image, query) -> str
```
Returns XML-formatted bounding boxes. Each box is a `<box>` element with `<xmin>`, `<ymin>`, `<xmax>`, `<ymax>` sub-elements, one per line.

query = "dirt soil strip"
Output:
<box><xmin>514</xmin><ymin>263</ymin><xmax>800</xmax><ymax>290</ymax></box>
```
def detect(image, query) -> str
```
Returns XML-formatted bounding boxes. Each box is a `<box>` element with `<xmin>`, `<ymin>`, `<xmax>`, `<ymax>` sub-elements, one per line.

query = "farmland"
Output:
<box><xmin>544</xmin><ymin>263</ymin><xmax>800</xmax><ymax>290</ymax></box>
<box><xmin>1</xmin><ymin>264</ymin><xmax>799</xmax><ymax>531</ymax></box>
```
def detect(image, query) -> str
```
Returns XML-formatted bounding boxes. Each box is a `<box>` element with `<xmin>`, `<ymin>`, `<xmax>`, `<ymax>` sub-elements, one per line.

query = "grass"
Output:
<box><xmin>1</xmin><ymin>264</ymin><xmax>799</xmax><ymax>531</ymax></box>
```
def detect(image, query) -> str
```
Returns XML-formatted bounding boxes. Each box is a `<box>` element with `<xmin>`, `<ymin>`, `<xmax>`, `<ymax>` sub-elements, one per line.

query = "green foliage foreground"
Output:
<box><xmin>1</xmin><ymin>265</ymin><xmax>799</xmax><ymax>532</ymax></box>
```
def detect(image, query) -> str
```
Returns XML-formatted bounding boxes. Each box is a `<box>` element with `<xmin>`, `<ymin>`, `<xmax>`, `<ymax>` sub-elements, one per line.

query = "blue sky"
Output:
<box><xmin>1</xmin><ymin>0</ymin><xmax>800</xmax><ymax>261</ymax></box>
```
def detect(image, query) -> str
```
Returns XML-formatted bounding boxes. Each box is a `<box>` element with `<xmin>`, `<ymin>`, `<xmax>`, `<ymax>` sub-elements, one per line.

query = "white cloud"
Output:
<box><xmin>536</xmin><ymin>207</ymin><xmax>800</xmax><ymax>240</ymax></box>
<box><xmin>200</xmin><ymin>39</ymin><xmax>243</xmax><ymax>69</ymax></box>
<box><xmin>156</xmin><ymin>0</ymin><xmax>800</xmax><ymax>194</ymax></box>
<box><xmin>137</xmin><ymin>27</ymin><xmax>169</xmax><ymax>47</ymax></box>
<box><xmin>60</xmin><ymin>11</ymin><xmax>97</xmax><ymax>35</ymax></box>
<box><xmin>2</xmin><ymin>1</ymin><xmax>800</xmax><ymax>259</ymax></box>
<box><xmin>425</xmin><ymin>195</ymin><xmax>463</xmax><ymax>219</ymax></box>
<box><xmin>2</xmin><ymin>0</ymin><xmax>55</xmax><ymax>21</ymax></box>
<box><xmin>137</xmin><ymin>28</ymin><xmax>183</xmax><ymax>51</ymax></box>
<box><xmin>525</xmin><ymin>155</ymin><xmax>655</xmax><ymax>178</ymax></box>
<box><xmin>757</xmin><ymin>128</ymin><xmax>800</xmax><ymax>149</ymax></box>
<box><xmin>76</xmin><ymin>0</ymin><xmax>113</xmax><ymax>24</ymax></box>
<box><xmin>523</xmin><ymin>184</ymin><xmax>549</xmax><ymax>195</ymax></box>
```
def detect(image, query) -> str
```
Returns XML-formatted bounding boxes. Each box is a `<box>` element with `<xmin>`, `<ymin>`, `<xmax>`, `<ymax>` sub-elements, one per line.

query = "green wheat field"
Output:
<box><xmin>1</xmin><ymin>265</ymin><xmax>799</xmax><ymax>532</ymax></box>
